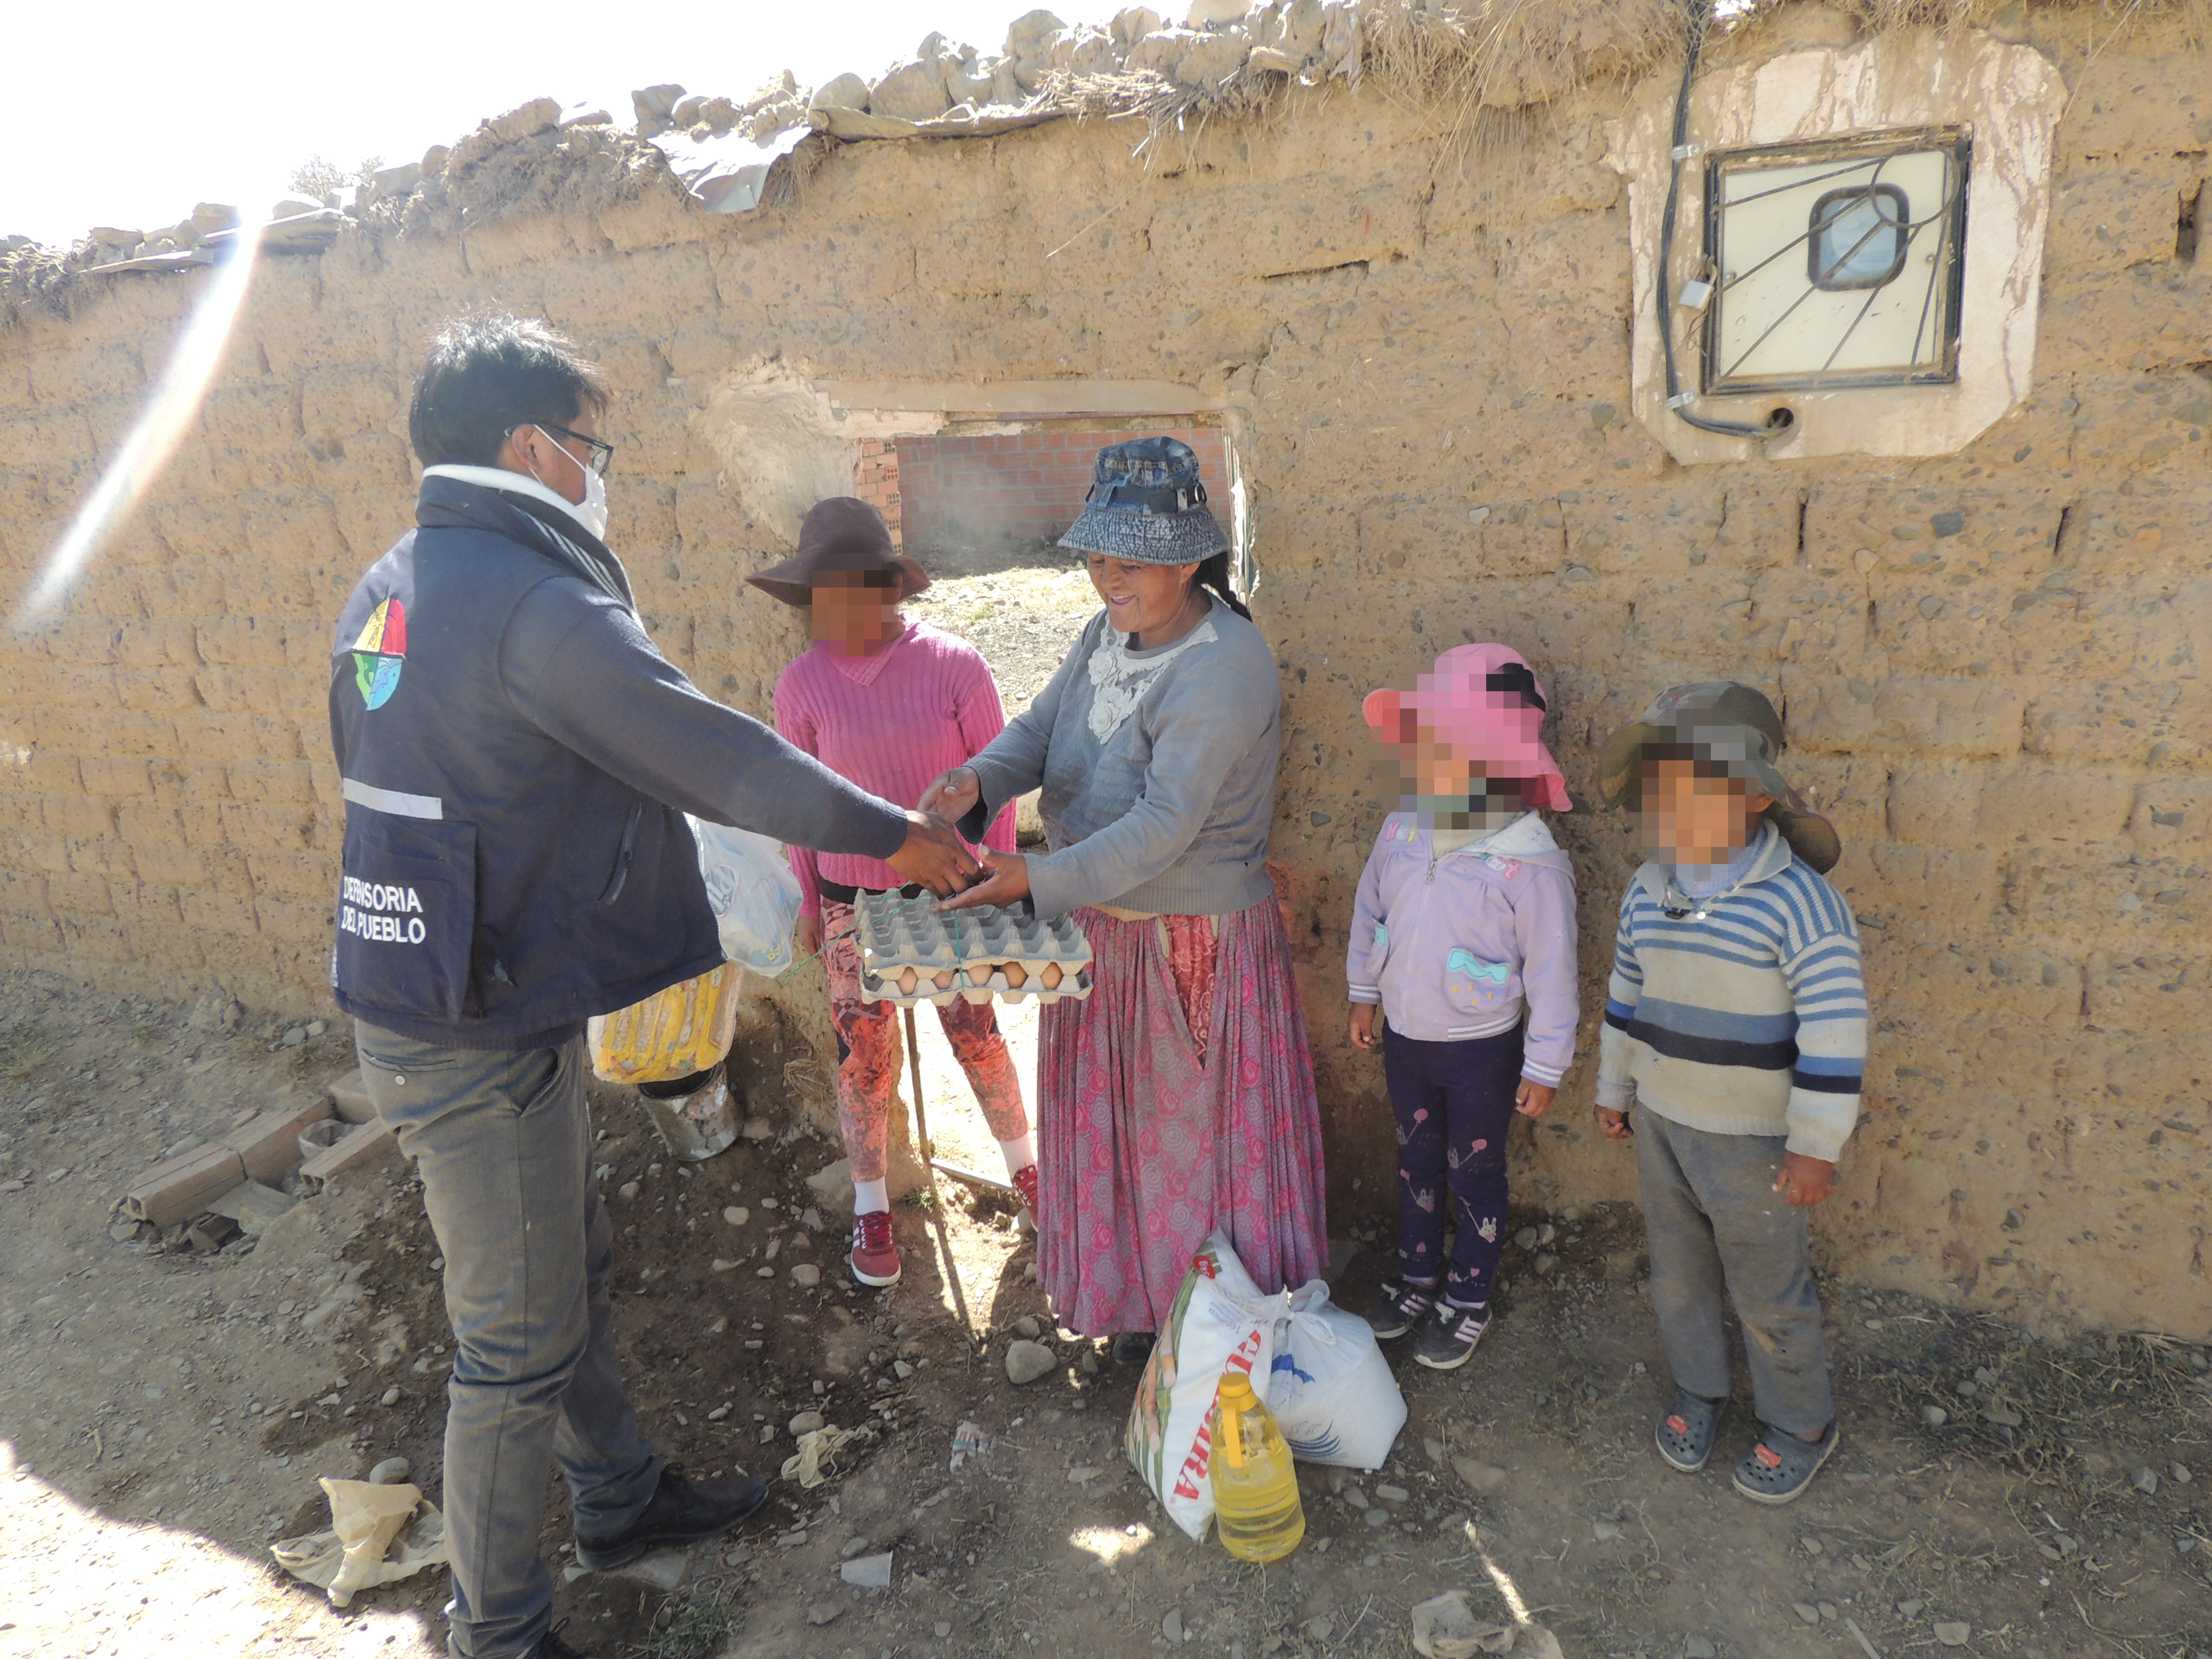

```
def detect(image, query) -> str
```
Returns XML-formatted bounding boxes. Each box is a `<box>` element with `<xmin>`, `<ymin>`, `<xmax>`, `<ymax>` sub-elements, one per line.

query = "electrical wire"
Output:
<box><xmin>1657</xmin><ymin>0</ymin><xmax>1795</xmax><ymax>443</ymax></box>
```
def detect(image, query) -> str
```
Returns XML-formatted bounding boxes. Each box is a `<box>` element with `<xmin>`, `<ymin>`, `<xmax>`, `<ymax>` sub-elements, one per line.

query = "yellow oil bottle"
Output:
<box><xmin>1208</xmin><ymin>1370</ymin><xmax>1305</xmax><ymax>1562</ymax></box>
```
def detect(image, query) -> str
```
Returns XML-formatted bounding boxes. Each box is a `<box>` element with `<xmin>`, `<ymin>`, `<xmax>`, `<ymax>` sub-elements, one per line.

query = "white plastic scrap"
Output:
<box><xmin>270</xmin><ymin>1478</ymin><xmax>448</xmax><ymax>1606</ymax></box>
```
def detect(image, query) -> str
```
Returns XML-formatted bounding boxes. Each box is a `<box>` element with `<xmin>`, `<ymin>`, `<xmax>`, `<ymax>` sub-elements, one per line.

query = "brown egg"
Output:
<box><xmin>1002</xmin><ymin>962</ymin><xmax>1028</xmax><ymax>988</ymax></box>
<box><xmin>933</xmin><ymin>969</ymin><xmax>956</xmax><ymax>990</ymax></box>
<box><xmin>897</xmin><ymin>967</ymin><xmax>918</xmax><ymax>996</ymax></box>
<box><xmin>967</xmin><ymin>964</ymin><xmax>993</xmax><ymax>986</ymax></box>
<box><xmin>1041</xmin><ymin>962</ymin><xmax>1062</xmax><ymax>989</ymax></box>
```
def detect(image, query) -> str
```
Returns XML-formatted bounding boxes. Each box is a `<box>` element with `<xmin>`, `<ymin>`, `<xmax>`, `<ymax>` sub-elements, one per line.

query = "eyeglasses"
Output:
<box><xmin>510</xmin><ymin>421</ymin><xmax>615</xmax><ymax>477</ymax></box>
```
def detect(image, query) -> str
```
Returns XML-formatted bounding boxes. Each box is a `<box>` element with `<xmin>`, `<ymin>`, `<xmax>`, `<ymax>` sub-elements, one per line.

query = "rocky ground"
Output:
<box><xmin>2</xmin><ymin>964</ymin><xmax>2209</xmax><ymax>1659</ymax></box>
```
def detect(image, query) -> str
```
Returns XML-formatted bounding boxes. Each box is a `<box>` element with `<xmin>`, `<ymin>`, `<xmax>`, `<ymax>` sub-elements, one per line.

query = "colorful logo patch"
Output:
<box><xmin>351</xmin><ymin>598</ymin><xmax>407</xmax><ymax>710</ymax></box>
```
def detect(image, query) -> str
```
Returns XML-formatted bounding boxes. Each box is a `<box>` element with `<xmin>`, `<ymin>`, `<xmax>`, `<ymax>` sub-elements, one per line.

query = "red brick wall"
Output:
<box><xmin>854</xmin><ymin>439</ymin><xmax>902</xmax><ymax>550</ymax></box>
<box><xmin>897</xmin><ymin>426</ymin><xmax>1229</xmax><ymax>556</ymax></box>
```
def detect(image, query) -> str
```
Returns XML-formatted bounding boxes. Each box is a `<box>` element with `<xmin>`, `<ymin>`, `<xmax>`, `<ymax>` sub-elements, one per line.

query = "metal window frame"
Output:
<box><xmin>1701</xmin><ymin>126</ymin><xmax>1973</xmax><ymax>397</ymax></box>
<box><xmin>1808</xmin><ymin>182</ymin><xmax>1912</xmax><ymax>290</ymax></box>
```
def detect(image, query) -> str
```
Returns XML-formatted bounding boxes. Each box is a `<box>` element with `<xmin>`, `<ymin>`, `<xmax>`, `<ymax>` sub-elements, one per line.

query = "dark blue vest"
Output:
<box><xmin>327</xmin><ymin>481</ymin><xmax>721</xmax><ymax>1049</ymax></box>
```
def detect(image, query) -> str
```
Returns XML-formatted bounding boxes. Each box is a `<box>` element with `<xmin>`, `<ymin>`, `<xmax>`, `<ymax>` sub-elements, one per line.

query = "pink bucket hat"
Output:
<box><xmin>1361</xmin><ymin>643</ymin><xmax>1573</xmax><ymax>812</ymax></box>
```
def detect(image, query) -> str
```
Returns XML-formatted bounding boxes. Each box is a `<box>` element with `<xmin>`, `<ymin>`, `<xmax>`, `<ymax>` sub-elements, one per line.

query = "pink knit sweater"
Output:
<box><xmin>772</xmin><ymin>619</ymin><xmax>1017</xmax><ymax>914</ymax></box>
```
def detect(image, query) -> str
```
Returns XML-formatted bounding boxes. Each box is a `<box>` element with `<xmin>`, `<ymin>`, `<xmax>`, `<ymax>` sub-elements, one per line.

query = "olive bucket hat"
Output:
<box><xmin>1057</xmin><ymin>436</ymin><xmax>1231</xmax><ymax>565</ymax></box>
<box><xmin>1597</xmin><ymin>682</ymin><xmax>1841</xmax><ymax>873</ymax></box>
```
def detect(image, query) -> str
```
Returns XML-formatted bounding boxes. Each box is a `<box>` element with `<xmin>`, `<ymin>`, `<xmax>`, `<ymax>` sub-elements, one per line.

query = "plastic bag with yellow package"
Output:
<box><xmin>587</xmin><ymin>962</ymin><xmax>744</xmax><ymax>1086</ymax></box>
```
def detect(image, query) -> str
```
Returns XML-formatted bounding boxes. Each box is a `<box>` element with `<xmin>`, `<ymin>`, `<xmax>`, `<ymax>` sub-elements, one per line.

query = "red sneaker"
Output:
<box><xmin>1011</xmin><ymin>1163</ymin><xmax>1040</xmax><ymax>1226</ymax></box>
<box><xmin>849</xmin><ymin>1210</ymin><xmax>901</xmax><ymax>1288</ymax></box>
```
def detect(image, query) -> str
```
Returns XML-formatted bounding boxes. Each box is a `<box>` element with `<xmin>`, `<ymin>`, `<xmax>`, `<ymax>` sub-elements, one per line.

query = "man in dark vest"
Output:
<box><xmin>328</xmin><ymin>314</ymin><xmax>977</xmax><ymax>1659</ymax></box>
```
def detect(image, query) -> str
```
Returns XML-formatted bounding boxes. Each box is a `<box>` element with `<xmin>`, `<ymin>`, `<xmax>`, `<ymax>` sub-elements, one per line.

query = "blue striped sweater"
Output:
<box><xmin>1594</xmin><ymin>826</ymin><xmax>1867</xmax><ymax>1161</ymax></box>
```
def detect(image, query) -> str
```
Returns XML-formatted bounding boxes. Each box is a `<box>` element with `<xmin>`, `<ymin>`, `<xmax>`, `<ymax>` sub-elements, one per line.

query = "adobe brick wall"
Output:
<box><xmin>0</xmin><ymin>13</ymin><xmax>2205</xmax><ymax>1335</ymax></box>
<box><xmin>899</xmin><ymin>426</ymin><xmax>1229</xmax><ymax>555</ymax></box>
<box><xmin>854</xmin><ymin>439</ymin><xmax>902</xmax><ymax>549</ymax></box>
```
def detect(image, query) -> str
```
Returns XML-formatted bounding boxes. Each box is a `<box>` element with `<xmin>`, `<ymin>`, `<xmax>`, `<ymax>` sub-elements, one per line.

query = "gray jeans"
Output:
<box><xmin>354</xmin><ymin>1022</ymin><xmax>660</xmax><ymax>1659</ymax></box>
<box><xmin>1634</xmin><ymin>1107</ymin><xmax>1836</xmax><ymax>1437</ymax></box>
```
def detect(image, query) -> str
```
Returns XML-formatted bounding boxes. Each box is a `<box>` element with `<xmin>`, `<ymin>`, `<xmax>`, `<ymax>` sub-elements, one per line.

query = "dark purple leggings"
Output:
<box><xmin>1383</xmin><ymin>1022</ymin><xmax>1524</xmax><ymax>1306</ymax></box>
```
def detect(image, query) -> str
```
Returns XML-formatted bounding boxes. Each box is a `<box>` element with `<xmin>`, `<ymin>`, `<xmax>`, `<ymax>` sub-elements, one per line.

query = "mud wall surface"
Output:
<box><xmin>1</xmin><ymin>13</ymin><xmax>2205</xmax><ymax>1337</ymax></box>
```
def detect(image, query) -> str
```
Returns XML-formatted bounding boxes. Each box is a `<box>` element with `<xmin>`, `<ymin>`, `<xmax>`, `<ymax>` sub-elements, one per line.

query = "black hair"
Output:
<box><xmin>1194</xmin><ymin>551</ymin><xmax>1252</xmax><ymax>621</ymax></box>
<box><xmin>408</xmin><ymin>313</ymin><xmax>611</xmax><ymax>468</ymax></box>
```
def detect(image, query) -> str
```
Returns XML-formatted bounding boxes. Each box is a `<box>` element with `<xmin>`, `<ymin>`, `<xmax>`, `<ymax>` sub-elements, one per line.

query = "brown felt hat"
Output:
<box><xmin>745</xmin><ymin>497</ymin><xmax>929</xmax><ymax>607</ymax></box>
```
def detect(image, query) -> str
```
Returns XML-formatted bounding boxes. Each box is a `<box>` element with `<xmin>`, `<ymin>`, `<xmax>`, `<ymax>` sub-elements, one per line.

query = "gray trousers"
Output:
<box><xmin>355</xmin><ymin>1022</ymin><xmax>660</xmax><ymax>1659</ymax></box>
<box><xmin>1634</xmin><ymin>1108</ymin><xmax>1836</xmax><ymax>1437</ymax></box>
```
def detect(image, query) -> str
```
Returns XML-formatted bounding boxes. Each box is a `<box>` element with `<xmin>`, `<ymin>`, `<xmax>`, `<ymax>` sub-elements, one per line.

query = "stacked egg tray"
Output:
<box><xmin>855</xmin><ymin>892</ymin><xmax>1094</xmax><ymax>1007</ymax></box>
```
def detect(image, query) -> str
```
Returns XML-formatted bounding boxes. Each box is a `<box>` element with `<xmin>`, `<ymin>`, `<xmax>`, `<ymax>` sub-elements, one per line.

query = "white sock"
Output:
<box><xmin>854</xmin><ymin>1178</ymin><xmax>889</xmax><ymax>1216</ymax></box>
<box><xmin>998</xmin><ymin>1132</ymin><xmax>1036</xmax><ymax>1177</ymax></box>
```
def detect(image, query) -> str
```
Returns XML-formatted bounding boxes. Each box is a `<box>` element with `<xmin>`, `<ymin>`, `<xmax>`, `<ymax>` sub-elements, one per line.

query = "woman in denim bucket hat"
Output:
<box><xmin>922</xmin><ymin>437</ymin><xmax>1329</xmax><ymax>1365</ymax></box>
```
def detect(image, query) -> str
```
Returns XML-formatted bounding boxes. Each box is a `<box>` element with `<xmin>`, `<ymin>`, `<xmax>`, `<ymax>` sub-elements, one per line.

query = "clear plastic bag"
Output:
<box><xmin>687</xmin><ymin>815</ymin><xmax>803</xmax><ymax>976</ymax></box>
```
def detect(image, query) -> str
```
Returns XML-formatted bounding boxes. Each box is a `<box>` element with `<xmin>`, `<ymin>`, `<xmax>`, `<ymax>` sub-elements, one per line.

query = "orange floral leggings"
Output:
<box><xmin>822</xmin><ymin>899</ymin><xmax>1029</xmax><ymax>1183</ymax></box>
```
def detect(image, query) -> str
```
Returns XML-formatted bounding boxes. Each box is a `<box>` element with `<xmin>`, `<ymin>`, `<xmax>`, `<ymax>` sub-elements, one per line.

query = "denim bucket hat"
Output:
<box><xmin>1057</xmin><ymin>436</ymin><xmax>1230</xmax><ymax>565</ymax></box>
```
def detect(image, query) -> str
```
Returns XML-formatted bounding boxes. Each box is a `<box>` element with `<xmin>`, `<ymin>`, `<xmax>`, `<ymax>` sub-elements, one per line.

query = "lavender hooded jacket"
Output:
<box><xmin>1345</xmin><ymin>811</ymin><xmax>1580</xmax><ymax>1085</ymax></box>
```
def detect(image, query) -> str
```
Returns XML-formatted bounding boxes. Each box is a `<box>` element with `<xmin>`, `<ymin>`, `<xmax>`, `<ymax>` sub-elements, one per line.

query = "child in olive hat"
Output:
<box><xmin>1594</xmin><ymin>683</ymin><xmax>1864</xmax><ymax>1505</ymax></box>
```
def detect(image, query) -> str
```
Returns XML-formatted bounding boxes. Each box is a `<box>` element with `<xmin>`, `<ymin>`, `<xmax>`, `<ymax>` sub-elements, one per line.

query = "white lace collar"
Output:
<box><xmin>1084</xmin><ymin>613</ymin><xmax>1218</xmax><ymax>743</ymax></box>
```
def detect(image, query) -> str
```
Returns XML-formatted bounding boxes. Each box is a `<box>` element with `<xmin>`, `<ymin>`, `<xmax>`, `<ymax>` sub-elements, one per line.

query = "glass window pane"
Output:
<box><xmin>1809</xmin><ymin>185</ymin><xmax>1909</xmax><ymax>289</ymax></box>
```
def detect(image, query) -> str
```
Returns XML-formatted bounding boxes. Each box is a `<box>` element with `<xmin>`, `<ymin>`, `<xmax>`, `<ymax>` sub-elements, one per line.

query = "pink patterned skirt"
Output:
<box><xmin>1037</xmin><ymin>899</ymin><xmax>1329</xmax><ymax>1336</ymax></box>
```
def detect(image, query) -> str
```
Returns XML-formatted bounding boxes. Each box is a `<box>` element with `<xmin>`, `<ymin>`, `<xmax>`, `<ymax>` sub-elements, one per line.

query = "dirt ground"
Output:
<box><xmin>3</xmin><ymin>962</ymin><xmax>2210</xmax><ymax>1659</ymax></box>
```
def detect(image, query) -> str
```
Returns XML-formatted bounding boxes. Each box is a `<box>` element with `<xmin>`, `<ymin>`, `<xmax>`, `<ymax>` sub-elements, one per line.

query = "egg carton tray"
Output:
<box><xmin>855</xmin><ymin>891</ymin><xmax>1094</xmax><ymax>1007</ymax></box>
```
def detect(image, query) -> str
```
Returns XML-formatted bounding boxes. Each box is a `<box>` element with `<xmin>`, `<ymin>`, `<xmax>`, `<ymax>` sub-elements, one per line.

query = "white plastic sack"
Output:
<box><xmin>688</xmin><ymin>816</ymin><xmax>803</xmax><ymax>976</ymax></box>
<box><xmin>1124</xmin><ymin>1232</ymin><xmax>1281</xmax><ymax>1542</ymax></box>
<box><xmin>1266</xmin><ymin>1279</ymin><xmax>1407</xmax><ymax>1470</ymax></box>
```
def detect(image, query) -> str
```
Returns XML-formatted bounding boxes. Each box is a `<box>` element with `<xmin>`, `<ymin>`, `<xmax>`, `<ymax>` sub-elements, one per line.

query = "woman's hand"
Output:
<box><xmin>938</xmin><ymin>847</ymin><xmax>1030</xmax><ymax>912</ymax></box>
<box><xmin>919</xmin><ymin>766</ymin><xmax>982</xmax><ymax>824</ymax></box>
<box><xmin>1348</xmin><ymin>1004</ymin><xmax>1378</xmax><ymax>1049</ymax></box>
<box><xmin>794</xmin><ymin>914</ymin><xmax>823</xmax><ymax>961</ymax></box>
<box><xmin>1595</xmin><ymin>1105</ymin><xmax>1634</xmax><ymax>1141</ymax></box>
<box><xmin>1514</xmin><ymin>1079</ymin><xmax>1556</xmax><ymax>1117</ymax></box>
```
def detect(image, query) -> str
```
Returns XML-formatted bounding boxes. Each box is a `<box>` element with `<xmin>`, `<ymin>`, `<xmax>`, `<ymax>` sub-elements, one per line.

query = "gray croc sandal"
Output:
<box><xmin>1654</xmin><ymin>1389</ymin><xmax>1725</xmax><ymax>1473</ymax></box>
<box><xmin>1731</xmin><ymin>1421</ymin><xmax>1839</xmax><ymax>1504</ymax></box>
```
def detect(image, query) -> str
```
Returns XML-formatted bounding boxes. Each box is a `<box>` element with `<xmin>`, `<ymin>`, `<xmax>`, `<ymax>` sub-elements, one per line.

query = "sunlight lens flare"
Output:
<box><xmin>10</xmin><ymin>219</ymin><xmax>265</xmax><ymax>632</ymax></box>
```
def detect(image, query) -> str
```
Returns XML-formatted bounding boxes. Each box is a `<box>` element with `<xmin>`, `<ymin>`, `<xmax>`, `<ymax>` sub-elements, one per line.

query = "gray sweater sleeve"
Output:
<box><xmin>1022</xmin><ymin>639</ymin><xmax>1275</xmax><ymax>918</ymax></box>
<box><xmin>499</xmin><ymin>578</ymin><xmax>909</xmax><ymax>859</ymax></box>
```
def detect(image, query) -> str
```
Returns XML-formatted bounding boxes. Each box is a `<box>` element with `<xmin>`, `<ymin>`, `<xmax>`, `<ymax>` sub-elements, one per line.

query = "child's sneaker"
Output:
<box><xmin>1731</xmin><ymin>1421</ymin><xmax>1839</xmax><ymax>1504</ymax></box>
<box><xmin>1413</xmin><ymin>1303</ymin><xmax>1491</xmax><ymax>1370</ymax></box>
<box><xmin>1363</xmin><ymin>1278</ymin><xmax>1438</xmax><ymax>1340</ymax></box>
<box><xmin>848</xmin><ymin>1210</ymin><xmax>901</xmax><ymax>1288</ymax></box>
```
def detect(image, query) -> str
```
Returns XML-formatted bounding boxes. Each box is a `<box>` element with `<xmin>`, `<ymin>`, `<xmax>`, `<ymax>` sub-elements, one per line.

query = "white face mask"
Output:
<box><xmin>525</xmin><ymin>428</ymin><xmax>611</xmax><ymax>542</ymax></box>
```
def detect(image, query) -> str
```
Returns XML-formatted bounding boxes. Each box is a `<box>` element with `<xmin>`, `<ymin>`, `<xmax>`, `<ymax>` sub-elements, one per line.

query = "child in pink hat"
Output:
<box><xmin>1345</xmin><ymin>644</ymin><xmax>1580</xmax><ymax>1370</ymax></box>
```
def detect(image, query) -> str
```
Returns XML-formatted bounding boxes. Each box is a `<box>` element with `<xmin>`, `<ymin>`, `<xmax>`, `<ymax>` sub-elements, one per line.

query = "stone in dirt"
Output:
<box><xmin>1013</xmin><ymin>1314</ymin><xmax>1043</xmax><ymax>1339</ymax></box>
<box><xmin>1934</xmin><ymin>1623</ymin><xmax>1971</xmax><ymax>1647</ymax></box>
<box><xmin>1004</xmin><ymin>1340</ymin><xmax>1056</xmax><ymax>1385</ymax></box>
<box><xmin>840</xmin><ymin>1536</ymin><xmax>872</xmax><ymax>1559</ymax></box>
<box><xmin>789</xmin><ymin>1410</ymin><xmax>826</xmax><ymax>1436</ymax></box>
<box><xmin>617</xmin><ymin>1550</ymin><xmax>688</xmax><ymax>1590</ymax></box>
<box><xmin>2131</xmin><ymin>1466</ymin><xmax>2159</xmax><ymax>1493</ymax></box>
<box><xmin>839</xmin><ymin>1551</ymin><xmax>893</xmax><ymax>1589</ymax></box>
<box><xmin>742</xmin><ymin>1117</ymin><xmax>773</xmax><ymax>1141</ymax></box>
<box><xmin>792</xmin><ymin>1263</ymin><xmax>821</xmax><ymax>1287</ymax></box>
<box><xmin>1162</xmin><ymin>1609</ymin><xmax>1183</xmax><ymax>1643</ymax></box>
<box><xmin>806</xmin><ymin>1602</ymin><xmax>842</xmax><ymax>1625</ymax></box>
<box><xmin>368</xmin><ymin>1457</ymin><xmax>410</xmax><ymax>1484</ymax></box>
<box><xmin>1683</xmin><ymin>1639</ymin><xmax>1717</xmax><ymax>1659</ymax></box>
<box><xmin>1922</xmin><ymin>1405</ymin><xmax>1949</xmax><ymax>1427</ymax></box>
<box><xmin>1793</xmin><ymin>1604</ymin><xmax>1821</xmax><ymax>1625</ymax></box>
<box><xmin>806</xmin><ymin>1158</ymin><xmax>854</xmax><ymax>1206</ymax></box>
<box><xmin>1453</xmin><ymin>1456</ymin><xmax>1507</xmax><ymax>1493</ymax></box>
<box><xmin>1408</xmin><ymin>1589</ymin><xmax>1514</xmax><ymax>1658</ymax></box>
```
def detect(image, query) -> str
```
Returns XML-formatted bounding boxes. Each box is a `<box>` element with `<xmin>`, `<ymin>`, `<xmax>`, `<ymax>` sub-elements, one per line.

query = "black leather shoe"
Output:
<box><xmin>573</xmin><ymin>1465</ymin><xmax>768</xmax><ymax>1570</ymax></box>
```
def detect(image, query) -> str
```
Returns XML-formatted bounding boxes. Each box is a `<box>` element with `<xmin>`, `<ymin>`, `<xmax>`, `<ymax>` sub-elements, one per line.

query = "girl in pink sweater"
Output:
<box><xmin>749</xmin><ymin>499</ymin><xmax>1034</xmax><ymax>1290</ymax></box>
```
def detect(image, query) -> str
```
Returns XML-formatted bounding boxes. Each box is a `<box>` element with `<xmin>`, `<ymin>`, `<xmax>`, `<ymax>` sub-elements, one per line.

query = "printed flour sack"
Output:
<box><xmin>1124</xmin><ymin>1234</ymin><xmax>1282</xmax><ymax>1542</ymax></box>
<box><xmin>1266</xmin><ymin>1281</ymin><xmax>1407</xmax><ymax>1470</ymax></box>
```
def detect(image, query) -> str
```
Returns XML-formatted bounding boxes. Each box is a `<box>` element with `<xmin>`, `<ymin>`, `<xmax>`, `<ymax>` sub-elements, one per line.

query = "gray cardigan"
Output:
<box><xmin>961</xmin><ymin>597</ymin><xmax>1282</xmax><ymax>918</ymax></box>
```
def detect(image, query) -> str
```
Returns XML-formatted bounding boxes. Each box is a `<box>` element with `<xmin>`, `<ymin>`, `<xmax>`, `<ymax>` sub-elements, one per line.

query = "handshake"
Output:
<box><xmin>883</xmin><ymin>766</ymin><xmax>1032</xmax><ymax>913</ymax></box>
